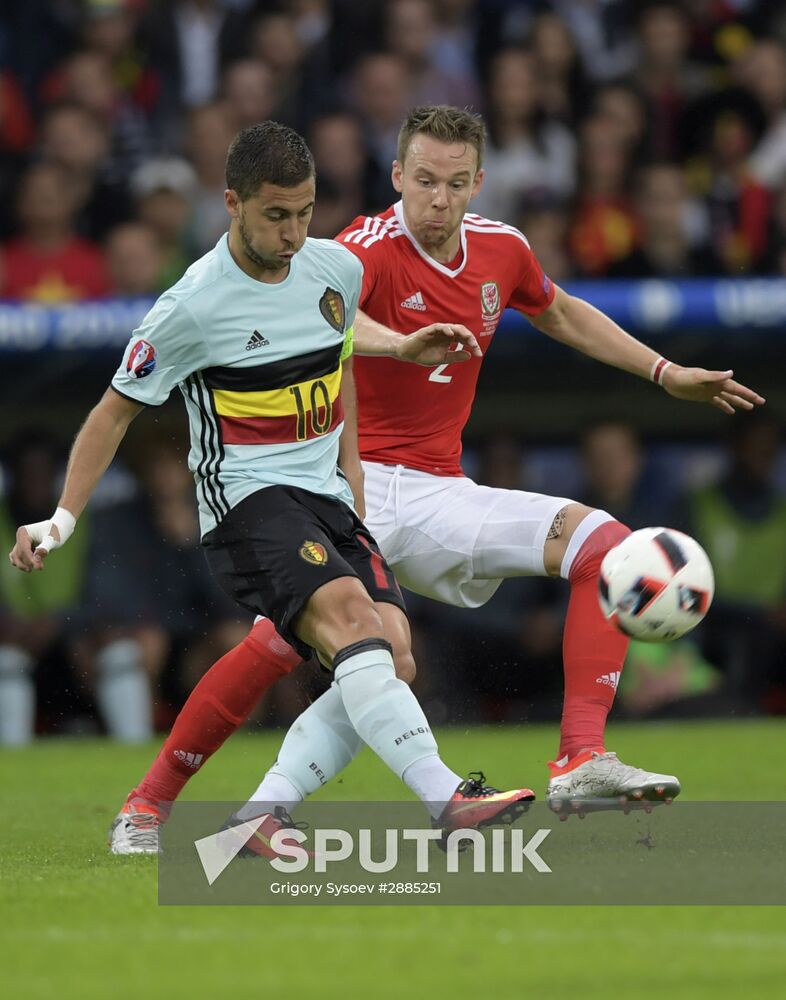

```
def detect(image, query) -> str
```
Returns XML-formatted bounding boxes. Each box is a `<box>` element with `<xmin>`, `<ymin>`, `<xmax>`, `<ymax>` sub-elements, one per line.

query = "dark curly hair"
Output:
<box><xmin>225</xmin><ymin>121</ymin><xmax>315</xmax><ymax>201</ymax></box>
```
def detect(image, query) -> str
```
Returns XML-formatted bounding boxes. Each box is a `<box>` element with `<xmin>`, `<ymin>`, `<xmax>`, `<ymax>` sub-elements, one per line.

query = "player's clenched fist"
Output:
<box><xmin>9</xmin><ymin>507</ymin><xmax>75</xmax><ymax>572</ymax></box>
<box><xmin>395</xmin><ymin>323</ymin><xmax>482</xmax><ymax>366</ymax></box>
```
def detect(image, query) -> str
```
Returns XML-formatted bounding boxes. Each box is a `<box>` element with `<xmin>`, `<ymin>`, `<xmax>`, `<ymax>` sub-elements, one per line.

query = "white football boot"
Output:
<box><xmin>546</xmin><ymin>749</ymin><xmax>681</xmax><ymax>819</ymax></box>
<box><xmin>108</xmin><ymin>797</ymin><xmax>163</xmax><ymax>854</ymax></box>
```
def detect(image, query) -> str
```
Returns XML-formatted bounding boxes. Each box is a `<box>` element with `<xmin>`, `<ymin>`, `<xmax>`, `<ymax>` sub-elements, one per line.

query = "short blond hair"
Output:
<box><xmin>397</xmin><ymin>105</ymin><xmax>486</xmax><ymax>169</ymax></box>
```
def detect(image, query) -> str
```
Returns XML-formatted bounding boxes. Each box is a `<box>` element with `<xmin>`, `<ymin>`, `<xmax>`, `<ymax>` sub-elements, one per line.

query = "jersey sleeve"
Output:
<box><xmin>111</xmin><ymin>293</ymin><xmax>208</xmax><ymax>406</ymax></box>
<box><xmin>506</xmin><ymin>234</ymin><xmax>556</xmax><ymax>317</ymax></box>
<box><xmin>334</xmin><ymin>216</ymin><xmax>384</xmax><ymax>309</ymax></box>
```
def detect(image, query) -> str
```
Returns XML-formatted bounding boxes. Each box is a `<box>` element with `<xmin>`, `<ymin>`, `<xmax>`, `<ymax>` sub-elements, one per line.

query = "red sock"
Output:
<box><xmin>558</xmin><ymin>520</ymin><xmax>631</xmax><ymax>761</ymax></box>
<box><xmin>130</xmin><ymin>619</ymin><xmax>302</xmax><ymax>808</ymax></box>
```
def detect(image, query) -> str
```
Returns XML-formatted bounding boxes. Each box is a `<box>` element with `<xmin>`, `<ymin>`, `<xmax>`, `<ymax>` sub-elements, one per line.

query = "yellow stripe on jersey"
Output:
<box><xmin>212</xmin><ymin>365</ymin><xmax>342</xmax><ymax>418</ymax></box>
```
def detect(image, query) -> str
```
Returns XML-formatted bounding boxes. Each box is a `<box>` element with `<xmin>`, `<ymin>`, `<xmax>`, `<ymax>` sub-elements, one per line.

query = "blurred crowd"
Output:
<box><xmin>2</xmin><ymin>0</ymin><xmax>786</xmax><ymax>742</ymax></box>
<box><xmin>4</xmin><ymin>1</ymin><xmax>786</xmax><ymax>301</ymax></box>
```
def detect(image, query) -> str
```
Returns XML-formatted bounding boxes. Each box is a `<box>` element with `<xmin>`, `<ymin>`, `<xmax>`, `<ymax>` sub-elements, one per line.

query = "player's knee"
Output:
<box><xmin>586</xmin><ymin>517</ymin><xmax>631</xmax><ymax>561</ymax></box>
<box><xmin>595</xmin><ymin>517</ymin><xmax>631</xmax><ymax>551</ymax></box>
<box><xmin>298</xmin><ymin>580</ymin><xmax>387</xmax><ymax>662</ymax></box>
<box><xmin>335</xmin><ymin>594</ymin><xmax>386</xmax><ymax>643</ymax></box>
<box><xmin>565</xmin><ymin>515</ymin><xmax>632</xmax><ymax>582</ymax></box>
<box><xmin>543</xmin><ymin>503</ymin><xmax>595</xmax><ymax>575</ymax></box>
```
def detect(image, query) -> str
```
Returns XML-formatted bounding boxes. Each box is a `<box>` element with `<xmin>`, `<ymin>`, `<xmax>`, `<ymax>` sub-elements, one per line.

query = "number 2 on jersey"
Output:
<box><xmin>428</xmin><ymin>364</ymin><xmax>453</xmax><ymax>384</ymax></box>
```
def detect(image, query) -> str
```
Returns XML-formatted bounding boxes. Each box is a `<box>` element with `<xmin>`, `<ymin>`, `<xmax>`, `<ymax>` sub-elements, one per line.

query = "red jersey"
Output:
<box><xmin>336</xmin><ymin>202</ymin><xmax>555</xmax><ymax>475</ymax></box>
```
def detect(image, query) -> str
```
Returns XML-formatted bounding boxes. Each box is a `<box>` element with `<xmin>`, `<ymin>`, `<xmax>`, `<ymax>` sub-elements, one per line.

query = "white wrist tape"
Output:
<box><xmin>650</xmin><ymin>356</ymin><xmax>672</xmax><ymax>385</ymax></box>
<box><xmin>24</xmin><ymin>507</ymin><xmax>76</xmax><ymax>554</ymax></box>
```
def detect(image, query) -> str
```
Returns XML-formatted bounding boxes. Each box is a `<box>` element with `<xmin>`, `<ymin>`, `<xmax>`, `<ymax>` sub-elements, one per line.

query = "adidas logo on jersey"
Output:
<box><xmin>400</xmin><ymin>291</ymin><xmax>427</xmax><ymax>311</ymax></box>
<box><xmin>595</xmin><ymin>671</ymin><xmax>621</xmax><ymax>690</ymax></box>
<box><xmin>246</xmin><ymin>330</ymin><xmax>270</xmax><ymax>351</ymax></box>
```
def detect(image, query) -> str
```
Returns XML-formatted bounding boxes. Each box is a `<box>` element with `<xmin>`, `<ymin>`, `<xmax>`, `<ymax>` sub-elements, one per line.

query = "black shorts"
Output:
<box><xmin>202</xmin><ymin>485</ymin><xmax>405</xmax><ymax>660</ymax></box>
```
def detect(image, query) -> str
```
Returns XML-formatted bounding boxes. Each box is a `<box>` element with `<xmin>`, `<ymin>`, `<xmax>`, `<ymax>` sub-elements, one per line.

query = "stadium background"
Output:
<box><xmin>3</xmin><ymin>5</ymin><xmax>786</xmax><ymax>1000</ymax></box>
<box><xmin>1</xmin><ymin>0</ymin><xmax>785</xmax><ymax>741</ymax></box>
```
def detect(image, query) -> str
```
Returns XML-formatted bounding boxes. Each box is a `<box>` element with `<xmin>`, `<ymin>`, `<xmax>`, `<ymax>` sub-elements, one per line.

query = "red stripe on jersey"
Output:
<box><xmin>219</xmin><ymin>396</ymin><xmax>344</xmax><ymax>445</ymax></box>
<box><xmin>356</xmin><ymin>532</ymin><xmax>396</xmax><ymax>593</ymax></box>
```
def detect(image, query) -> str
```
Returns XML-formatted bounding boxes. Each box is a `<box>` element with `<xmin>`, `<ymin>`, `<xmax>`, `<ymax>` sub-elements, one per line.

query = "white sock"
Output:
<box><xmin>0</xmin><ymin>645</ymin><xmax>34</xmax><ymax>746</ymax></box>
<box><xmin>236</xmin><ymin>771</ymin><xmax>303</xmax><ymax>821</ymax></box>
<box><xmin>96</xmin><ymin>638</ymin><xmax>152</xmax><ymax>742</ymax></box>
<box><xmin>333</xmin><ymin>640</ymin><xmax>461</xmax><ymax>799</ymax></box>
<box><xmin>402</xmin><ymin>754</ymin><xmax>462</xmax><ymax>819</ymax></box>
<box><xmin>237</xmin><ymin>682</ymin><xmax>364</xmax><ymax>819</ymax></box>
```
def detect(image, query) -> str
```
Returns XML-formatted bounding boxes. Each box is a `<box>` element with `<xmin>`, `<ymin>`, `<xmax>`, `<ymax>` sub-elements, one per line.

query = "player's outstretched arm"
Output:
<box><xmin>530</xmin><ymin>286</ymin><xmax>765</xmax><ymax>414</ymax></box>
<box><xmin>353</xmin><ymin>309</ymin><xmax>482</xmax><ymax>366</ymax></box>
<box><xmin>8</xmin><ymin>389</ymin><xmax>144</xmax><ymax>572</ymax></box>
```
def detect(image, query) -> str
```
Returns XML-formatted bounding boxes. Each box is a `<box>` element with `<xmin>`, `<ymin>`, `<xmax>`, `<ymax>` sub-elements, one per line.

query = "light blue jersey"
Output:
<box><xmin>112</xmin><ymin>234</ymin><xmax>361</xmax><ymax>535</ymax></box>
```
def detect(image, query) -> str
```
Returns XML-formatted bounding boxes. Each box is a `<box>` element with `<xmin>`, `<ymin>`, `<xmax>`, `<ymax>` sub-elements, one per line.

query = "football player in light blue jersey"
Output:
<box><xmin>10</xmin><ymin>121</ymin><xmax>533</xmax><ymax>855</ymax></box>
<box><xmin>110</xmin><ymin>182</ymin><xmax>364</xmax><ymax>537</ymax></box>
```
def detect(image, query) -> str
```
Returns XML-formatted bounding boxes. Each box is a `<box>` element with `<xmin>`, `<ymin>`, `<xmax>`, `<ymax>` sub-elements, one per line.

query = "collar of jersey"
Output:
<box><xmin>218</xmin><ymin>233</ymin><xmax>298</xmax><ymax>290</ymax></box>
<box><xmin>392</xmin><ymin>201</ymin><xmax>468</xmax><ymax>279</ymax></box>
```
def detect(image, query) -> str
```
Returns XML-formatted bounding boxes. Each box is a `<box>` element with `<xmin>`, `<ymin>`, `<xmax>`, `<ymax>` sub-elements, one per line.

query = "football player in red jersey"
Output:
<box><xmin>108</xmin><ymin>107</ymin><xmax>763</xmax><ymax>851</ymax></box>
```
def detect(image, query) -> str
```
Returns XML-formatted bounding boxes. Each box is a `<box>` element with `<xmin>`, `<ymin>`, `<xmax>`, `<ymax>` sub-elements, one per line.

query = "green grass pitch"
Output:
<box><xmin>3</xmin><ymin>719</ymin><xmax>786</xmax><ymax>999</ymax></box>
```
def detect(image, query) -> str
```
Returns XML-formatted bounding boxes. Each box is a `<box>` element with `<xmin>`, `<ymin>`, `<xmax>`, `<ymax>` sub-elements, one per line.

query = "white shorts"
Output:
<box><xmin>362</xmin><ymin>461</ymin><xmax>607</xmax><ymax>609</ymax></box>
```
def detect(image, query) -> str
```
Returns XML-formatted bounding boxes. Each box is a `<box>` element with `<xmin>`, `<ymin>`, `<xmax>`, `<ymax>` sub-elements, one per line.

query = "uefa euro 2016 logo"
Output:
<box><xmin>126</xmin><ymin>338</ymin><xmax>157</xmax><ymax>379</ymax></box>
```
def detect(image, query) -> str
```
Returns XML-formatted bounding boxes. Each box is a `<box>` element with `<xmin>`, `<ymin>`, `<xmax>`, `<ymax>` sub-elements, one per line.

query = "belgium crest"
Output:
<box><xmin>299</xmin><ymin>540</ymin><xmax>329</xmax><ymax>565</ymax></box>
<box><xmin>319</xmin><ymin>287</ymin><xmax>346</xmax><ymax>332</ymax></box>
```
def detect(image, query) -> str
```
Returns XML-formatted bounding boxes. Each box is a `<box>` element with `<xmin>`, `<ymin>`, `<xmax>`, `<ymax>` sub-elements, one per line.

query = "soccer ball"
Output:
<box><xmin>598</xmin><ymin>527</ymin><xmax>714</xmax><ymax>642</ymax></box>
